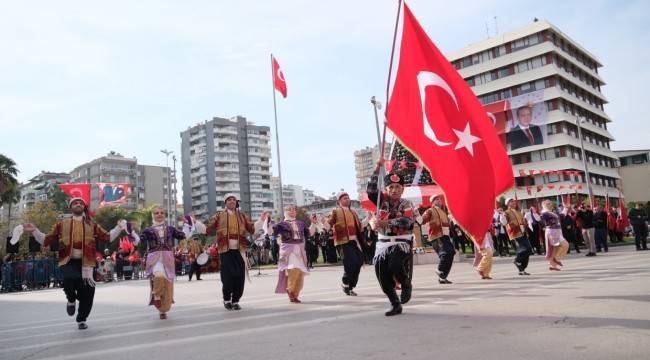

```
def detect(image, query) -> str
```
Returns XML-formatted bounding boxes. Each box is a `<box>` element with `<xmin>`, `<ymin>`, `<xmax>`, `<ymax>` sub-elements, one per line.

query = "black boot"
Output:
<box><xmin>385</xmin><ymin>303</ymin><xmax>403</xmax><ymax>316</ymax></box>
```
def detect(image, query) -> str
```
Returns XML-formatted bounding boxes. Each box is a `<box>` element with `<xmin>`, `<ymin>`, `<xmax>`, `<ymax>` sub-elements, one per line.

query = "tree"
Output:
<box><xmin>49</xmin><ymin>183</ymin><xmax>72</xmax><ymax>213</ymax></box>
<box><xmin>294</xmin><ymin>206</ymin><xmax>312</xmax><ymax>227</ymax></box>
<box><xmin>386</xmin><ymin>140</ymin><xmax>435</xmax><ymax>186</ymax></box>
<box><xmin>93</xmin><ymin>206</ymin><xmax>132</xmax><ymax>254</ymax></box>
<box><xmin>0</xmin><ymin>154</ymin><xmax>19</xmax><ymax>197</ymax></box>
<box><xmin>0</xmin><ymin>183</ymin><xmax>21</xmax><ymax>239</ymax></box>
<box><xmin>18</xmin><ymin>202</ymin><xmax>62</xmax><ymax>258</ymax></box>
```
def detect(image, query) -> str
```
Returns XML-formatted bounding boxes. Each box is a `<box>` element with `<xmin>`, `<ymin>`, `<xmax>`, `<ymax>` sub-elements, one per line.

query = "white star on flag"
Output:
<box><xmin>453</xmin><ymin>122</ymin><xmax>482</xmax><ymax>156</ymax></box>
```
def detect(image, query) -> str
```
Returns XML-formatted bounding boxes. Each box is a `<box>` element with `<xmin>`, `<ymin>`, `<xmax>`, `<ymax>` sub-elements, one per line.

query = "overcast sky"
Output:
<box><xmin>1</xmin><ymin>0</ymin><xmax>648</xmax><ymax>201</ymax></box>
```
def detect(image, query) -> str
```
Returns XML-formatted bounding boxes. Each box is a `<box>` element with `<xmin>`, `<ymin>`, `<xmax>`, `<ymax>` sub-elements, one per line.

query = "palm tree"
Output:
<box><xmin>0</xmin><ymin>154</ymin><xmax>19</xmax><ymax>197</ymax></box>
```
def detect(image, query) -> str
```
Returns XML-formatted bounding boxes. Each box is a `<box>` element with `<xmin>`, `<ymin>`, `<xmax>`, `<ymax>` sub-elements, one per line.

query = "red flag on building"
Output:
<box><xmin>385</xmin><ymin>3</ymin><xmax>513</xmax><ymax>244</ymax></box>
<box><xmin>272</xmin><ymin>56</ymin><xmax>287</xmax><ymax>98</ymax></box>
<box><xmin>518</xmin><ymin>169</ymin><xmax>526</xmax><ymax>177</ymax></box>
<box><xmin>58</xmin><ymin>184</ymin><xmax>92</xmax><ymax>206</ymax></box>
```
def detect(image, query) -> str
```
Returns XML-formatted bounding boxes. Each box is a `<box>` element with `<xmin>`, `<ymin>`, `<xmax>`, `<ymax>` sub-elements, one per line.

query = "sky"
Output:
<box><xmin>2</xmin><ymin>0</ymin><xmax>649</xmax><ymax>201</ymax></box>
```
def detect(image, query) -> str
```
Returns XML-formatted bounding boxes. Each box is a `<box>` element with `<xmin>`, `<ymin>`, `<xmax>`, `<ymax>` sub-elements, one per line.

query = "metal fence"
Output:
<box><xmin>1</xmin><ymin>258</ymin><xmax>61</xmax><ymax>292</ymax></box>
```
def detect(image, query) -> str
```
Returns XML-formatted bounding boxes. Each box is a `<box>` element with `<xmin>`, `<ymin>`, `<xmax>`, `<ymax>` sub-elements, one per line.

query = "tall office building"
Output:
<box><xmin>446</xmin><ymin>19</ymin><xmax>620</xmax><ymax>205</ymax></box>
<box><xmin>180</xmin><ymin>116</ymin><xmax>273</xmax><ymax>221</ymax></box>
<box><xmin>354</xmin><ymin>143</ymin><xmax>392</xmax><ymax>200</ymax></box>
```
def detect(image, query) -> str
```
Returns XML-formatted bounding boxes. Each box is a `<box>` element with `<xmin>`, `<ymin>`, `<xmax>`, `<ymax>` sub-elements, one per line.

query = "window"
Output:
<box><xmin>544</xmin><ymin>148</ymin><xmax>557</xmax><ymax>160</ymax></box>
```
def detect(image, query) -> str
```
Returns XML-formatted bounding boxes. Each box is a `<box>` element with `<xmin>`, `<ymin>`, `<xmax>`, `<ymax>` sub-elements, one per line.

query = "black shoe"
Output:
<box><xmin>341</xmin><ymin>284</ymin><xmax>351</xmax><ymax>296</ymax></box>
<box><xmin>232</xmin><ymin>303</ymin><xmax>241</xmax><ymax>310</ymax></box>
<box><xmin>224</xmin><ymin>302</ymin><xmax>233</xmax><ymax>310</ymax></box>
<box><xmin>400</xmin><ymin>285</ymin><xmax>412</xmax><ymax>304</ymax></box>
<box><xmin>348</xmin><ymin>290</ymin><xmax>358</xmax><ymax>296</ymax></box>
<box><xmin>438</xmin><ymin>278</ymin><xmax>452</xmax><ymax>284</ymax></box>
<box><xmin>585</xmin><ymin>252</ymin><xmax>596</xmax><ymax>257</ymax></box>
<box><xmin>67</xmin><ymin>302</ymin><xmax>75</xmax><ymax>316</ymax></box>
<box><xmin>519</xmin><ymin>271</ymin><xmax>530</xmax><ymax>276</ymax></box>
<box><xmin>188</xmin><ymin>278</ymin><xmax>192</xmax><ymax>281</ymax></box>
<box><xmin>78</xmin><ymin>322</ymin><xmax>88</xmax><ymax>330</ymax></box>
<box><xmin>385</xmin><ymin>303</ymin><xmax>403</xmax><ymax>316</ymax></box>
<box><xmin>576</xmin><ymin>250</ymin><xmax>581</xmax><ymax>253</ymax></box>
<box><xmin>197</xmin><ymin>278</ymin><xmax>202</xmax><ymax>280</ymax></box>
<box><xmin>643</xmin><ymin>248</ymin><xmax>650</xmax><ymax>251</ymax></box>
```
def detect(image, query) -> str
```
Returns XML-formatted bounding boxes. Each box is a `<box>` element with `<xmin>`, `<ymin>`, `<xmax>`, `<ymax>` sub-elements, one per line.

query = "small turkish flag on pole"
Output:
<box><xmin>385</xmin><ymin>3</ymin><xmax>513</xmax><ymax>244</ymax></box>
<box><xmin>272</xmin><ymin>56</ymin><xmax>287</xmax><ymax>98</ymax></box>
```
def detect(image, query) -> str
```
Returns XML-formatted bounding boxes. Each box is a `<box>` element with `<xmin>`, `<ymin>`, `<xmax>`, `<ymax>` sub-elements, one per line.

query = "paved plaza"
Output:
<box><xmin>1</xmin><ymin>245</ymin><xmax>649</xmax><ymax>360</ymax></box>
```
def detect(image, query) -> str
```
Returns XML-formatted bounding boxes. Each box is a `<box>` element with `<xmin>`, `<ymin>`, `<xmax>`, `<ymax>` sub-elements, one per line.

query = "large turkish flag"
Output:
<box><xmin>386</xmin><ymin>3</ymin><xmax>513</xmax><ymax>244</ymax></box>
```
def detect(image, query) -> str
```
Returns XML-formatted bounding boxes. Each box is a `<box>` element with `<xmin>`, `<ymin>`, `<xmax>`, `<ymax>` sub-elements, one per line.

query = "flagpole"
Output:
<box><xmin>380</xmin><ymin>0</ymin><xmax>403</xmax><ymax>159</ymax></box>
<box><xmin>372</xmin><ymin>0</ymin><xmax>403</xmax><ymax>216</ymax></box>
<box><xmin>271</xmin><ymin>53</ymin><xmax>284</xmax><ymax>214</ymax></box>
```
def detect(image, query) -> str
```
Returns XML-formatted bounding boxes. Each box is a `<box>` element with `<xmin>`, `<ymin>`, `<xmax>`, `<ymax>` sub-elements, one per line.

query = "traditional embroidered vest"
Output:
<box><xmin>205</xmin><ymin>210</ymin><xmax>254</xmax><ymax>254</ymax></box>
<box><xmin>46</xmin><ymin>219</ymin><xmax>109</xmax><ymax>268</ymax></box>
<box><xmin>423</xmin><ymin>207</ymin><xmax>450</xmax><ymax>240</ymax></box>
<box><xmin>328</xmin><ymin>207</ymin><xmax>362</xmax><ymax>246</ymax></box>
<box><xmin>504</xmin><ymin>209</ymin><xmax>526</xmax><ymax>240</ymax></box>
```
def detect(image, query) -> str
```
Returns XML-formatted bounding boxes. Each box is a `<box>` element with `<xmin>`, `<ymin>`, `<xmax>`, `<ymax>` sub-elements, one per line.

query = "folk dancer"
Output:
<box><xmin>313</xmin><ymin>191</ymin><xmax>369</xmax><ymax>296</ymax></box>
<box><xmin>264</xmin><ymin>205</ymin><xmax>310</xmax><ymax>302</ymax></box>
<box><xmin>21</xmin><ymin>198</ymin><xmax>133</xmax><ymax>329</ymax></box>
<box><xmin>421</xmin><ymin>194</ymin><xmax>455</xmax><ymax>284</ymax></box>
<box><xmin>472</xmin><ymin>229</ymin><xmax>495</xmax><ymax>279</ymax></box>
<box><xmin>138</xmin><ymin>206</ymin><xmax>189</xmax><ymax>319</ymax></box>
<box><xmin>193</xmin><ymin>193</ymin><xmax>263</xmax><ymax>310</ymax></box>
<box><xmin>367</xmin><ymin>158</ymin><xmax>415</xmax><ymax>316</ymax></box>
<box><xmin>187</xmin><ymin>237</ymin><xmax>203</xmax><ymax>281</ymax></box>
<box><xmin>540</xmin><ymin>199</ymin><xmax>569</xmax><ymax>271</ymax></box>
<box><xmin>500</xmin><ymin>198</ymin><xmax>533</xmax><ymax>275</ymax></box>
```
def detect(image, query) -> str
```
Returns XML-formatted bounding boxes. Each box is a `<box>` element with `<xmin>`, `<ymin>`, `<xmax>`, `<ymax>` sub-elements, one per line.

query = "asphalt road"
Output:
<box><xmin>1</xmin><ymin>245</ymin><xmax>649</xmax><ymax>360</ymax></box>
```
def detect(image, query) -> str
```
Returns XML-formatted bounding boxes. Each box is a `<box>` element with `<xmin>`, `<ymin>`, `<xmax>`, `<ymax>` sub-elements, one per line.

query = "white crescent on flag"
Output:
<box><xmin>417</xmin><ymin>71</ymin><xmax>455</xmax><ymax>147</ymax></box>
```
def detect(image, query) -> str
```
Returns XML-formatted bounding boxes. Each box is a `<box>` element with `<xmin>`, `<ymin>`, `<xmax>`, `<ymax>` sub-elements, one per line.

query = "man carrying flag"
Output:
<box><xmin>367</xmin><ymin>158</ymin><xmax>415</xmax><ymax>316</ymax></box>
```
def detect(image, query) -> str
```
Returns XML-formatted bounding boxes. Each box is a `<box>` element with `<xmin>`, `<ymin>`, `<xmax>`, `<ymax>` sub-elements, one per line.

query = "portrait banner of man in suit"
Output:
<box><xmin>97</xmin><ymin>182</ymin><xmax>128</xmax><ymax>208</ymax></box>
<box><xmin>507</xmin><ymin>89</ymin><xmax>547</xmax><ymax>151</ymax></box>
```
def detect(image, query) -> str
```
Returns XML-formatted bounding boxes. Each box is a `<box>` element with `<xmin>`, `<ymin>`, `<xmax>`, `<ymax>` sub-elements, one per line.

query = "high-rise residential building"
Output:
<box><xmin>180</xmin><ymin>116</ymin><xmax>273</xmax><ymax>221</ymax></box>
<box><xmin>613</xmin><ymin>150</ymin><xmax>650</xmax><ymax>202</ymax></box>
<box><xmin>69</xmin><ymin>151</ymin><xmax>172</xmax><ymax>211</ymax></box>
<box><xmin>446</xmin><ymin>19</ymin><xmax>620</xmax><ymax>206</ymax></box>
<box><xmin>354</xmin><ymin>143</ymin><xmax>392</xmax><ymax>200</ymax></box>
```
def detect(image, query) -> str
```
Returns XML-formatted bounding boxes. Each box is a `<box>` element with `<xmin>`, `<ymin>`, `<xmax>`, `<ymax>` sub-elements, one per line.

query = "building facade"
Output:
<box><xmin>69</xmin><ymin>152</ymin><xmax>171</xmax><ymax>211</ymax></box>
<box><xmin>614</xmin><ymin>150</ymin><xmax>650</xmax><ymax>202</ymax></box>
<box><xmin>180</xmin><ymin>116</ymin><xmax>273</xmax><ymax>221</ymax></box>
<box><xmin>0</xmin><ymin>171</ymin><xmax>71</xmax><ymax>232</ymax></box>
<box><xmin>269</xmin><ymin>178</ymin><xmax>317</xmax><ymax>220</ymax></box>
<box><xmin>446</xmin><ymin>19</ymin><xmax>620</xmax><ymax>207</ymax></box>
<box><xmin>354</xmin><ymin>143</ymin><xmax>392</xmax><ymax>200</ymax></box>
<box><xmin>301</xmin><ymin>199</ymin><xmax>365</xmax><ymax>221</ymax></box>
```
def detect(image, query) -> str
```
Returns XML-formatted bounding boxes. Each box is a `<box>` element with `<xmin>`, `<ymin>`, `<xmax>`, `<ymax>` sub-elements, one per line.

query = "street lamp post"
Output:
<box><xmin>575</xmin><ymin>116</ymin><xmax>594</xmax><ymax>205</ymax></box>
<box><xmin>160</xmin><ymin>149</ymin><xmax>174</xmax><ymax>224</ymax></box>
<box><xmin>172</xmin><ymin>155</ymin><xmax>177</xmax><ymax>226</ymax></box>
